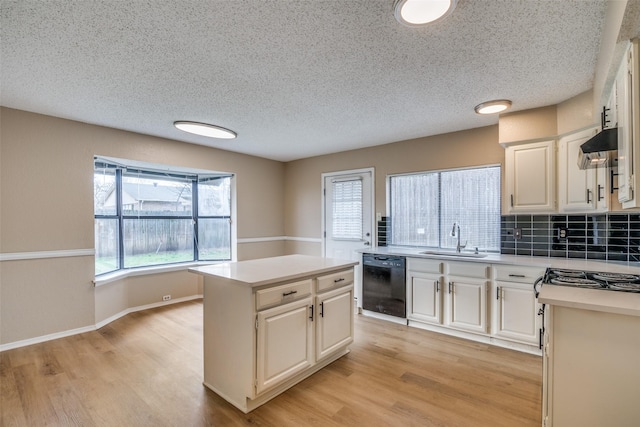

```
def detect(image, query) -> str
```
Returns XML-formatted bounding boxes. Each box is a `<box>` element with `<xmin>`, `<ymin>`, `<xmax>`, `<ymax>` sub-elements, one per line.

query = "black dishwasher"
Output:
<box><xmin>362</xmin><ymin>254</ymin><xmax>406</xmax><ymax>318</ymax></box>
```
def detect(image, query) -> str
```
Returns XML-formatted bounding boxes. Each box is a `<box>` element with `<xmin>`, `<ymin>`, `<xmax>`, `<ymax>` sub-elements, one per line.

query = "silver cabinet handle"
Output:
<box><xmin>435</xmin><ymin>280</ymin><xmax>439</xmax><ymax>293</ymax></box>
<box><xmin>448</xmin><ymin>282</ymin><xmax>453</xmax><ymax>294</ymax></box>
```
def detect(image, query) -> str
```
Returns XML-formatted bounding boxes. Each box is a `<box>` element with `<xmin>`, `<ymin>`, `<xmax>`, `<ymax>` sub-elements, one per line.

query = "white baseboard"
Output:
<box><xmin>0</xmin><ymin>294</ymin><xmax>203</xmax><ymax>352</ymax></box>
<box><xmin>95</xmin><ymin>294</ymin><xmax>202</xmax><ymax>329</ymax></box>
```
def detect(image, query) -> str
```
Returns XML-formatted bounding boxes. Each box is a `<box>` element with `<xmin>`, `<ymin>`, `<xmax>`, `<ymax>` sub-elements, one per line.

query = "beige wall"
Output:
<box><xmin>499</xmin><ymin>105</ymin><xmax>558</xmax><ymax>144</ymax></box>
<box><xmin>557</xmin><ymin>90</ymin><xmax>596</xmax><ymax>135</ymax></box>
<box><xmin>284</xmin><ymin>125</ymin><xmax>503</xmax><ymax>254</ymax></box>
<box><xmin>0</xmin><ymin>90</ymin><xmax>604</xmax><ymax>346</ymax></box>
<box><xmin>0</xmin><ymin>107</ymin><xmax>285</xmax><ymax>344</ymax></box>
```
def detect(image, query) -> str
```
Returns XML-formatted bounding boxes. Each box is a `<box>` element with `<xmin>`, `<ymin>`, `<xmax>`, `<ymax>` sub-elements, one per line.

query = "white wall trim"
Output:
<box><xmin>237</xmin><ymin>236</ymin><xmax>286</xmax><ymax>243</ymax></box>
<box><xmin>237</xmin><ymin>236</ymin><xmax>322</xmax><ymax>244</ymax></box>
<box><xmin>285</xmin><ymin>236</ymin><xmax>322</xmax><ymax>243</ymax></box>
<box><xmin>0</xmin><ymin>248</ymin><xmax>95</xmax><ymax>262</ymax></box>
<box><xmin>0</xmin><ymin>295</ymin><xmax>203</xmax><ymax>352</ymax></box>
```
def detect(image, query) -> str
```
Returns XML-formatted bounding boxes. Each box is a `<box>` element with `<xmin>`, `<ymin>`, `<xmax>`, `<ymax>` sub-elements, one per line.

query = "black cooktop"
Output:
<box><xmin>543</xmin><ymin>268</ymin><xmax>640</xmax><ymax>293</ymax></box>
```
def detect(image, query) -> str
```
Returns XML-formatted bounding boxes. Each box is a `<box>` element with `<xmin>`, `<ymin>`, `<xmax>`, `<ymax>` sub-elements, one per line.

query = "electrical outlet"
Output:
<box><xmin>513</xmin><ymin>228</ymin><xmax>522</xmax><ymax>240</ymax></box>
<box><xmin>162</xmin><ymin>295</ymin><xmax>171</xmax><ymax>301</ymax></box>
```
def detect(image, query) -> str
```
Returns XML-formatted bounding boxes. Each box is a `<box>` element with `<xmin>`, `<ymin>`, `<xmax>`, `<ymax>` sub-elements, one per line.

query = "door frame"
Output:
<box><xmin>321</xmin><ymin>167</ymin><xmax>375</xmax><ymax>258</ymax></box>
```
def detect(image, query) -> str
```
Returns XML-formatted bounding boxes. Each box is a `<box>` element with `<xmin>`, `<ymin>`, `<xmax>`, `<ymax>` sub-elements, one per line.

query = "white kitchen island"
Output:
<box><xmin>189</xmin><ymin>254</ymin><xmax>358</xmax><ymax>413</ymax></box>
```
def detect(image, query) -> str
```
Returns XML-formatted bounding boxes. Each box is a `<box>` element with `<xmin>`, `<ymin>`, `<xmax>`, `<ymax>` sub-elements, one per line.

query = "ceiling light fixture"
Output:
<box><xmin>474</xmin><ymin>99</ymin><xmax>512</xmax><ymax>115</ymax></box>
<box><xmin>393</xmin><ymin>0</ymin><xmax>457</xmax><ymax>27</ymax></box>
<box><xmin>174</xmin><ymin>121</ymin><xmax>237</xmax><ymax>139</ymax></box>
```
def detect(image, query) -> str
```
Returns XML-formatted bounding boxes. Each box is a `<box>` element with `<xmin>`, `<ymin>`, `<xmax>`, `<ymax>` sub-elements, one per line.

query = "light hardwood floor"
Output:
<box><xmin>1</xmin><ymin>300</ymin><xmax>542</xmax><ymax>426</ymax></box>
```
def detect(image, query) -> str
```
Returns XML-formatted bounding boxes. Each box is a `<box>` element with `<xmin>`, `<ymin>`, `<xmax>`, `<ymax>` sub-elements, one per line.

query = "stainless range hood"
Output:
<box><xmin>578</xmin><ymin>127</ymin><xmax>618</xmax><ymax>169</ymax></box>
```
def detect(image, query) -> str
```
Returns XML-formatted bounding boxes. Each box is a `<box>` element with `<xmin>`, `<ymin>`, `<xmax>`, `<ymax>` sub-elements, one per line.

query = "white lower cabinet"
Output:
<box><xmin>447</xmin><ymin>276</ymin><xmax>488</xmax><ymax>334</ymax></box>
<box><xmin>492</xmin><ymin>282</ymin><xmax>539</xmax><ymax>344</ymax></box>
<box><xmin>407</xmin><ymin>258</ymin><xmax>443</xmax><ymax>325</ymax></box>
<box><xmin>315</xmin><ymin>284</ymin><xmax>354</xmax><ymax>361</ymax></box>
<box><xmin>492</xmin><ymin>265</ymin><xmax>544</xmax><ymax>346</ymax></box>
<box><xmin>406</xmin><ymin>258</ymin><xmax>543</xmax><ymax>353</ymax></box>
<box><xmin>256</xmin><ymin>297</ymin><xmax>313</xmax><ymax>395</ymax></box>
<box><xmin>408</xmin><ymin>272</ymin><xmax>442</xmax><ymax>324</ymax></box>
<box><xmin>446</xmin><ymin>262</ymin><xmax>490</xmax><ymax>334</ymax></box>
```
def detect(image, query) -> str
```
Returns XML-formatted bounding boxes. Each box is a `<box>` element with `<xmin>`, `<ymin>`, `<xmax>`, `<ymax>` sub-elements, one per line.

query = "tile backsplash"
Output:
<box><xmin>377</xmin><ymin>216</ymin><xmax>389</xmax><ymax>247</ymax></box>
<box><xmin>501</xmin><ymin>213</ymin><xmax>640</xmax><ymax>262</ymax></box>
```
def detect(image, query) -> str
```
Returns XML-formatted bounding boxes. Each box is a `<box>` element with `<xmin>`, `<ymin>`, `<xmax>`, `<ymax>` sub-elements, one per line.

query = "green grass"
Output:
<box><xmin>95</xmin><ymin>249</ymin><xmax>231</xmax><ymax>275</ymax></box>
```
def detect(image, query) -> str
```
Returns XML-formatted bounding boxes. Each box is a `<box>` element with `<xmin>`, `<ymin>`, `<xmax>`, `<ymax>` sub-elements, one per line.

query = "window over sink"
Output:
<box><xmin>388</xmin><ymin>165</ymin><xmax>501</xmax><ymax>252</ymax></box>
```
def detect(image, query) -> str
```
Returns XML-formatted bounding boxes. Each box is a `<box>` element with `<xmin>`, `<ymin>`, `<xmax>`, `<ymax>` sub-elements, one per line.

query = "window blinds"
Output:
<box><xmin>390</xmin><ymin>166</ymin><xmax>501</xmax><ymax>251</ymax></box>
<box><xmin>332</xmin><ymin>178</ymin><xmax>363</xmax><ymax>240</ymax></box>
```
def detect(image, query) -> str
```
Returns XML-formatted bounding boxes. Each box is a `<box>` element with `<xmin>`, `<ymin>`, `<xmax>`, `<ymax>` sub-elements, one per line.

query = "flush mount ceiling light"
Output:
<box><xmin>174</xmin><ymin>121</ymin><xmax>237</xmax><ymax>139</ymax></box>
<box><xmin>474</xmin><ymin>99</ymin><xmax>512</xmax><ymax>115</ymax></box>
<box><xmin>393</xmin><ymin>0</ymin><xmax>457</xmax><ymax>27</ymax></box>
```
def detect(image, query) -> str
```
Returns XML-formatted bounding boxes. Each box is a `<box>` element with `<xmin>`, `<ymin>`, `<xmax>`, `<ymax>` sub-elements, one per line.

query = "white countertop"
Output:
<box><xmin>361</xmin><ymin>246</ymin><xmax>640</xmax><ymax>274</ymax></box>
<box><xmin>363</xmin><ymin>246</ymin><xmax>640</xmax><ymax>316</ymax></box>
<box><xmin>189</xmin><ymin>254</ymin><xmax>358</xmax><ymax>288</ymax></box>
<box><xmin>538</xmin><ymin>285</ymin><xmax>640</xmax><ymax>317</ymax></box>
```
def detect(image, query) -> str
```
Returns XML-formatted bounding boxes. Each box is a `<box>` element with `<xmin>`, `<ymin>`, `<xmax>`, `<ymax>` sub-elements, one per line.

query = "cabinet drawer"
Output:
<box><xmin>316</xmin><ymin>269</ymin><xmax>354</xmax><ymax>292</ymax></box>
<box><xmin>407</xmin><ymin>258</ymin><xmax>442</xmax><ymax>274</ymax></box>
<box><xmin>256</xmin><ymin>279</ymin><xmax>312</xmax><ymax>311</ymax></box>
<box><xmin>448</xmin><ymin>261</ymin><xmax>490</xmax><ymax>278</ymax></box>
<box><xmin>494</xmin><ymin>265</ymin><xmax>544</xmax><ymax>284</ymax></box>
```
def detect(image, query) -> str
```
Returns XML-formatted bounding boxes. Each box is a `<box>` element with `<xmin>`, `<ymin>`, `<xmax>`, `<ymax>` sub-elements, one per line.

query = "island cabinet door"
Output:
<box><xmin>315</xmin><ymin>285</ymin><xmax>354</xmax><ymax>361</ymax></box>
<box><xmin>256</xmin><ymin>297</ymin><xmax>313</xmax><ymax>395</ymax></box>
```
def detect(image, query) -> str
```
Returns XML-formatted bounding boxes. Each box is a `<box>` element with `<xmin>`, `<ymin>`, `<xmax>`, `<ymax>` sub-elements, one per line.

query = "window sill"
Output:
<box><xmin>93</xmin><ymin>261</ymin><xmax>221</xmax><ymax>287</ymax></box>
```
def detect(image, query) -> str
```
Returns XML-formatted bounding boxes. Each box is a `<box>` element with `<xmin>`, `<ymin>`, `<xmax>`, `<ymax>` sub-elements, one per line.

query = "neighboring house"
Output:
<box><xmin>102</xmin><ymin>182</ymin><xmax>192</xmax><ymax>214</ymax></box>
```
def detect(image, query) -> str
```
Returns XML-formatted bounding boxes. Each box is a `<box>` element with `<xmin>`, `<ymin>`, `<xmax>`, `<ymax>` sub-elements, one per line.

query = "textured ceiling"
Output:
<box><xmin>1</xmin><ymin>0</ymin><xmax>612</xmax><ymax>161</ymax></box>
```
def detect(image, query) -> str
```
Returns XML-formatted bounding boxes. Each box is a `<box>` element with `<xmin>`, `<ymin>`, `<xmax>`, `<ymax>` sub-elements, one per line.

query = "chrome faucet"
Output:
<box><xmin>451</xmin><ymin>222</ymin><xmax>467</xmax><ymax>253</ymax></box>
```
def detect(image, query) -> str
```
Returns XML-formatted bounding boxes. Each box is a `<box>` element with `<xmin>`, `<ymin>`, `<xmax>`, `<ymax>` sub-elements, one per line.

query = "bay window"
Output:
<box><xmin>94</xmin><ymin>157</ymin><xmax>232</xmax><ymax>275</ymax></box>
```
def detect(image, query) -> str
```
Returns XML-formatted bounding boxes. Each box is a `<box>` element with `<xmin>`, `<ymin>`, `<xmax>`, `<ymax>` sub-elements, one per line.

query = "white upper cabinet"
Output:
<box><xmin>505</xmin><ymin>140</ymin><xmax>556</xmax><ymax>213</ymax></box>
<box><xmin>558</xmin><ymin>127</ymin><xmax>608</xmax><ymax>212</ymax></box>
<box><xmin>618</xmin><ymin>40</ymin><xmax>640</xmax><ymax>208</ymax></box>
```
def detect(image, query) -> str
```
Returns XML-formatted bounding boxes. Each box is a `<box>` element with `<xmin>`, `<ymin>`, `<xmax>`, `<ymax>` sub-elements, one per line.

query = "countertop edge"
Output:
<box><xmin>189</xmin><ymin>255</ymin><xmax>358</xmax><ymax>288</ymax></box>
<box><xmin>538</xmin><ymin>286</ymin><xmax>640</xmax><ymax>317</ymax></box>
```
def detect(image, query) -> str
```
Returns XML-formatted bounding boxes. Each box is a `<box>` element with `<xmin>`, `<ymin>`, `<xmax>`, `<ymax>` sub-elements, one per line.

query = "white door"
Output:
<box><xmin>323</xmin><ymin>169</ymin><xmax>374</xmax><ymax>260</ymax></box>
<box><xmin>323</xmin><ymin>169</ymin><xmax>374</xmax><ymax>309</ymax></box>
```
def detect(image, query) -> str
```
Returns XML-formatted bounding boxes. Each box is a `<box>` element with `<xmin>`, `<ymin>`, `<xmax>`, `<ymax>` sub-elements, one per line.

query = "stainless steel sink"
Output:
<box><xmin>419</xmin><ymin>250</ymin><xmax>488</xmax><ymax>258</ymax></box>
